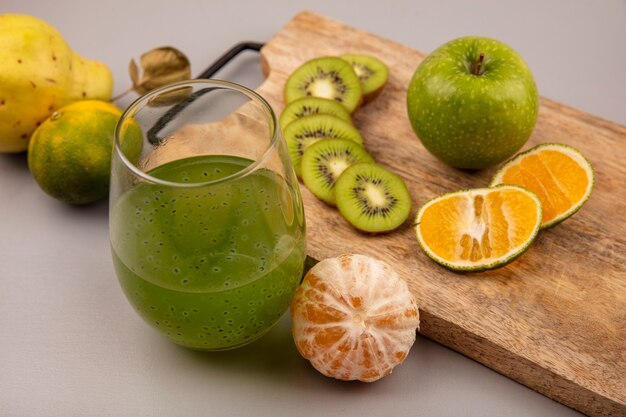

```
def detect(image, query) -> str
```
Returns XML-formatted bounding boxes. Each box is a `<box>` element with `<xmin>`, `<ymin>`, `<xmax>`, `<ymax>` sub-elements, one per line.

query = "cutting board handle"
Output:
<box><xmin>196</xmin><ymin>41</ymin><xmax>265</xmax><ymax>79</ymax></box>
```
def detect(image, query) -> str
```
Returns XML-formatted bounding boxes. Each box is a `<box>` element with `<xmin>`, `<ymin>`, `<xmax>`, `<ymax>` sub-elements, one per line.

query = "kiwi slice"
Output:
<box><xmin>335</xmin><ymin>162</ymin><xmax>411</xmax><ymax>233</ymax></box>
<box><xmin>301</xmin><ymin>139</ymin><xmax>374</xmax><ymax>206</ymax></box>
<box><xmin>340</xmin><ymin>54</ymin><xmax>389</xmax><ymax>104</ymax></box>
<box><xmin>280</xmin><ymin>97</ymin><xmax>352</xmax><ymax>131</ymax></box>
<box><xmin>284</xmin><ymin>114</ymin><xmax>364</xmax><ymax>177</ymax></box>
<box><xmin>284</xmin><ymin>57</ymin><xmax>363</xmax><ymax>114</ymax></box>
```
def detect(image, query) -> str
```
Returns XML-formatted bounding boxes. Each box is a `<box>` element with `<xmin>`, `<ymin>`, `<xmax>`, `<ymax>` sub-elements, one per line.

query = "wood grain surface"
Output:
<box><xmin>255</xmin><ymin>11</ymin><xmax>626</xmax><ymax>417</ymax></box>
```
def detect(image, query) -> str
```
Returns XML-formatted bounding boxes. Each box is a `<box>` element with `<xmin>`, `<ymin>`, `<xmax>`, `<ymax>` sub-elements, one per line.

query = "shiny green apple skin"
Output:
<box><xmin>407</xmin><ymin>36</ymin><xmax>539</xmax><ymax>170</ymax></box>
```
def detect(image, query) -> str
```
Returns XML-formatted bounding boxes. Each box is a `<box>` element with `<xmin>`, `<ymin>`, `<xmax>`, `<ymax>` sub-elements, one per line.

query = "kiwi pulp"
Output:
<box><xmin>280</xmin><ymin>97</ymin><xmax>353</xmax><ymax>131</ymax></box>
<box><xmin>283</xmin><ymin>114</ymin><xmax>364</xmax><ymax>177</ymax></box>
<box><xmin>301</xmin><ymin>139</ymin><xmax>374</xmax><ymax>206</ymax></box>
<box><xmin>284</xmin><ymin>57</ymin><xmax>363</xmax><ymax>114</ymax></box>
<box><xmin>335</xmin><ymin>162</ymin><xmax>411</xmax><ymax>233</ymax></box>
<box><xmin>340</xmin><ymin>54</ymin><xmax>389</xmax><ymax>104</ymax></box>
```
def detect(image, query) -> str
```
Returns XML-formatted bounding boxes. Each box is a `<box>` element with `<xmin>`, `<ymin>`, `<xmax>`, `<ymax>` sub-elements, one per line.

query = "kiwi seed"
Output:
<box><xmin>284</xmin><ymin>57</ymin><xmax>363</xmax><ymax>114</ymax></box>
<box><xmin>280</xmin><ymin>97</ymin><xmax>353</xmax><ymax>132</ymax></box>
<box><xmin>340</xmin><ymin>54</ymin><xmax>389</xmax><ymax>104</ymax></box>
<box><xmin>301</xmin><ymin>139</ymin><xmax>374</xmax><ymax>206</ymax></box>
<box><xmin>283</xmin><ymin>114</ymin><xmax>364</xmax><ymax>177</ymax></box>
<box><xmin>335</xmin><ymin>162</ymin><xmax>411</xmax><ymax>233</ymax></box>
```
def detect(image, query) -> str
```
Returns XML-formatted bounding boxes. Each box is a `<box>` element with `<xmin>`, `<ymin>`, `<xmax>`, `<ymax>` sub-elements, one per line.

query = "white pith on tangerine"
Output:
<box><xmin>290</xmin><ymin>254</ymin><xmax>420</xmax><ymax>382</ymax></box>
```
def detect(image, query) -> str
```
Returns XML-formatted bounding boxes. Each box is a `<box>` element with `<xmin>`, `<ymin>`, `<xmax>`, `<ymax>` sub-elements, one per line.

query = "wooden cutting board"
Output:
<box><xmin>254</xmin><ymin>11</ymin><xmax>625</xmax><ymax>416</ymax></box>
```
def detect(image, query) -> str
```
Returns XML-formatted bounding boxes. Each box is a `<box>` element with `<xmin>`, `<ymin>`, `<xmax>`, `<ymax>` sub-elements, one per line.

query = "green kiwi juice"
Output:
<box><xmin>110</xmin><ymin>155</ymin><xmax>306</xmax><ymax>350</ymax></box>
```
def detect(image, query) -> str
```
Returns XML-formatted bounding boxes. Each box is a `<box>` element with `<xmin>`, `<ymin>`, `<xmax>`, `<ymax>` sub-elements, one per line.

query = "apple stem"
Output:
<box><xmin>474</xmin><ymin>52</ymin><xmax>485</xmax><ymax>76</ymax></box>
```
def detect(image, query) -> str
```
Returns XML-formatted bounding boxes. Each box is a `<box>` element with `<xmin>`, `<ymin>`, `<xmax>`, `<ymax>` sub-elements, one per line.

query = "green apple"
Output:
<box><xmin>407</xmin><ymin>36</ymin><xmax>538</xmax><ymax>169</ymax></box>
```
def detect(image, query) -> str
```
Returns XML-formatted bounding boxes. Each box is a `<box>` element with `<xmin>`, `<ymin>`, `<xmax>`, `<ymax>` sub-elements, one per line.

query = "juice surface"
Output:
<box><xmin>110</xmin><ymin>155</ymin><xmax>306</xmax><ymax>349</ymax></box>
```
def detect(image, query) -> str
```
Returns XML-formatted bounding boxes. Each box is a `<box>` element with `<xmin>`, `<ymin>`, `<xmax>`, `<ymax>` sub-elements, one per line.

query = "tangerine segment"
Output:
<box><xmin>415</xmin><ymin>186</ymin><xmax>542</xmax><ymax>271</ymax></box>
<box><xmin>490</xmin><ymin>143</ymin><xmax>594</xmax><ymax>228</ymax></box>
<box><xmin>290</xmin><ymin>254</ymin><xmax>419</xmax><ymax>382</ymax></box>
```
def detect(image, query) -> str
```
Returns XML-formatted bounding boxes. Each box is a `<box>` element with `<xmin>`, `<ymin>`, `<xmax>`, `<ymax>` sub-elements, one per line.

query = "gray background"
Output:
<box><xmin>1</xmin><ymin>1</ymin><xmax>624</xmax><ymax>416</ymax></box>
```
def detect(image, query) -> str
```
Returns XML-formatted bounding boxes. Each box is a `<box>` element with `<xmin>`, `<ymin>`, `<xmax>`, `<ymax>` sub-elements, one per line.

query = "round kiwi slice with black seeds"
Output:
<box><xmin>301</xmin><ymin>139</ymin><xmax>374</xmax><ymax>206</ymax></box>
<box><xmin>335</xmin><ymin>162</ymin><xmax>411</xmax><ymax>233</ymax></box>
<box><xmin>280</xmin><ymin>97</ymin><xmax>353</xmax><ymax>132</ymax></box>
<box><xmin>340</xmin><ymin>54</ymin><xmax>389</xmax><ymax>104</ymax></box>
<box><xmin>284</xmin><ymin>57</ymin><xmax>363</xmax><ymax>114</ymax></box>
<box><xmin>283</xmin><ymin>114</ymin><xmax>365</xmax><ymax>178</ymax></box>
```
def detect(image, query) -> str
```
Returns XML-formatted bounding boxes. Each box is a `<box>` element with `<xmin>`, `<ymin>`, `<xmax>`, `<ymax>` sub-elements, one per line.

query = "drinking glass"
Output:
<box><xmin>109</xmin><ymin>80</ymin><xmax>306</xmax><ymax>350</ymax></box>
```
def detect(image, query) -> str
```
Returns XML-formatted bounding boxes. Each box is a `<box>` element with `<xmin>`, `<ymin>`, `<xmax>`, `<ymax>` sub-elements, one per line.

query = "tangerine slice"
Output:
<box><xmin>290</xmin><ymin>254</ymin><xmax>419</xmax><ymax>382</ymax></box>
<box><xmin>415</xmin><ymin>185</ymin><xmax>542</xmax><ymax>271</ymax></box>
<box><xmin>490</xmin><ymin>143</ymin><xmax>594</xmax><ymax>229</ymax></box>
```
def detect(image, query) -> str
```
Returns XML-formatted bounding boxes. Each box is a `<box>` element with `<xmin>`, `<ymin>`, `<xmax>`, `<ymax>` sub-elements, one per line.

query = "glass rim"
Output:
<box><xmin>114</xmin><ymin>79</ymin><xmax>280</xmax><ymax>188</ymax></box>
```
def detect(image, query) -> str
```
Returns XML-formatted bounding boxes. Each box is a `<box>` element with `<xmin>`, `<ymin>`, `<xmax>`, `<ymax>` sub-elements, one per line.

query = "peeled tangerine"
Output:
<box><xmin>0</xmin><ymin>14</ymin><xmax>113</xmax><ymax>153</ymax></box>
<box><xmin>290</xmin><ymin>254</ymin><xmax>419</xmax><ymax>382</ymax></box>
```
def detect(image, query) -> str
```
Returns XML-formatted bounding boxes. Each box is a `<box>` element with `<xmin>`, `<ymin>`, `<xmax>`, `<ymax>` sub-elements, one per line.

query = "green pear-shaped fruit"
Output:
<box><xmin>0</xmin><ymin>14</ymin><xmax>113</xmax><ymax>153</ymax></box>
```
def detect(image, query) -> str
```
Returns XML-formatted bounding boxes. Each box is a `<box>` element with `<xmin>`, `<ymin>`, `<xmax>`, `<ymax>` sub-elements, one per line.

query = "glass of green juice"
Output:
<box><xmin>110</xmin><ymin>80</ymin><xmax>306</xmax><ymax>350</ymax></box>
